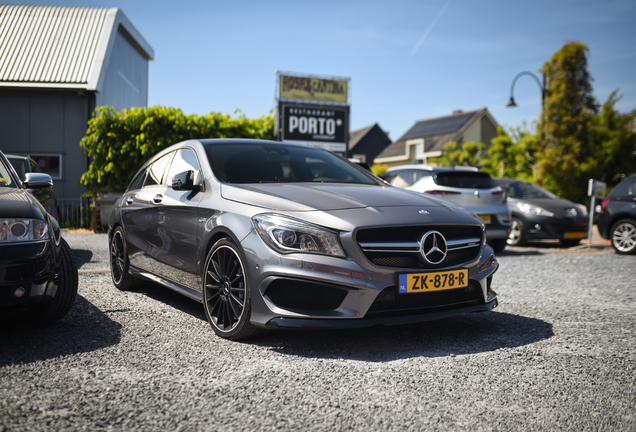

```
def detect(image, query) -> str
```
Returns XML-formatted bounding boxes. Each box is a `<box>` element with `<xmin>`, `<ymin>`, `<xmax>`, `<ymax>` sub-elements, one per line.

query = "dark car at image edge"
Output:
<box><xmin>597</xmin><ymin>175</ymin><xmax>636</xmax><ymax>254</ymax></box>
<box><xmin>0</xmin><ymin>150</ymin><xmax>78</xmax><ymax>324</ymax></box>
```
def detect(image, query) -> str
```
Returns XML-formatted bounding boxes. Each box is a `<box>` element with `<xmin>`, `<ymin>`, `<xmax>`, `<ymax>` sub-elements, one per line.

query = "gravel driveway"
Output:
<box><xmin>1</xmin><ymin>233</ymin><xmax>634</xmax><ymax>431</ymax></box>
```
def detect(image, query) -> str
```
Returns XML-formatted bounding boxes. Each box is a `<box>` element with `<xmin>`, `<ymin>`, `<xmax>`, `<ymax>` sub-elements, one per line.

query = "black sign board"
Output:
<box><xmin>279</xmin><ymin>103</ymin><xmax>348</xmax><ymax>153</ymax></box>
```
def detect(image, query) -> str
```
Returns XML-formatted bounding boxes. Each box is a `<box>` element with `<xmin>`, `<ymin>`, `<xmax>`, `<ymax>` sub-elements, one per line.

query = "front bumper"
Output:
<box><xmin>242</xmin><ymin>230</ymin><xmax>499</xmax><ymax>330</ymax></box>
<box><xmin>522</xmin><ymin>215</ymin><xmax>588</xmax><ymax>241</ymax></box>
<box><xmin>0</xmin><ymin>240</ymin><xmax>59</xmax><ymax>315</ymax></box>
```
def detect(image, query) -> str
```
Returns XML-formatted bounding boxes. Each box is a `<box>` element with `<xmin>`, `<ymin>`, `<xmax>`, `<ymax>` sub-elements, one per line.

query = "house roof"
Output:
<box><xmin>0</xmin><ymin>4</ymin><xmax>153</xmax><ymax>91</ymax></box>
<box><xmin>348</xmin><ymin>123</ymin><xmax>391</xmax><ymax>151</ymax></box>
<box><xmin>375</xmin><ymin>108</ymin><xmax>492</xmax><ymax>162</ymax></box>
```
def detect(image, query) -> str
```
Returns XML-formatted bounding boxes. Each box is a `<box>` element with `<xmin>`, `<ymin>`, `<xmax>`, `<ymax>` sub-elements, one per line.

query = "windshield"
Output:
<box><xmin>0</xmin><ymin>159</ymin><xmax>16</xmax><ymax>188</ymax></box>
<box><xmin>204</xmin><ymin>143</ymin><xmax>380</xmax><ymax>185</ymax></box>
<box><xmin>434</xmin><ymin>171</ymin><xmax>496</xmax><ymax>189</ymax></box>
<box><xmin>497</xmin><ymin>180</ymin><xmax>557</xmax><ymax>198</ymax></box>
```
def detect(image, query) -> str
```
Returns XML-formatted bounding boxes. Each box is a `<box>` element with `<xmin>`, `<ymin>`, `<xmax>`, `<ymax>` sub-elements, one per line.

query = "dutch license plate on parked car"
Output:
<box><xmin>564</xmin><ymin>232</ymin><xmax>586</xmax><ymax>239</ymax></box>
<box><xmin>398</xmin><ymin>269</ymin><xmax>469</xmax><ymax>293</ymax></box>
<box><xmin>479</xmin><ymin>215</ymin><xmax>491</xmax><ymax>223</ymax></box>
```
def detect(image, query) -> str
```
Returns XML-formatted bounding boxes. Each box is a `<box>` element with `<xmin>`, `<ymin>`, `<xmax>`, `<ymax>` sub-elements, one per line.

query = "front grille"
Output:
<box><xmin>356</xmin><ymin>225</ymin><xmax>483</xmax><ymax>269</ymax></box>
<box><xmin>547</xmin><ymin>218</ymin><xmax>588</xmax><ymax>233</ymax></box>
<box><xmin>265</xmin><ymin>279</ymin><xmax>348</xmax><ymax>312</ymax></box>
<box><xmin>366</xmin><ymin>281</ymin><xmax>481</xmax><ymax>316</ymax></box>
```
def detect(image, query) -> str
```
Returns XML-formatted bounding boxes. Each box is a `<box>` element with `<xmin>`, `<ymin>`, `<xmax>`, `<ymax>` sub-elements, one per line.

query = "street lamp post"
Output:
<box><xmin>506</xmin><ymin>71</ymin><xmax>546</xmax><ymax>109</ymax></box>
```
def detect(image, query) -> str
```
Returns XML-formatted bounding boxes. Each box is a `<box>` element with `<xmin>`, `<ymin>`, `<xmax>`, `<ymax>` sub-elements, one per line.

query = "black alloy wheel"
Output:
<box><xmin>507</xmin><ymin>217</ymin><xmax>526</xmax><ymax>246</ymax></box>
<box><xmin>110</xmin><ymin>226</ymin><xmax>139</xmax><ymax>290</ymax></box>
<box><xmin>202</xmin><ymin>238</ymin><xmax>262</xmax><ymax>340</ymax></box>
<box><xmin>610</xmin><ymin>218</ymin><xmax>636</xmax><ymax>255</ymax></box>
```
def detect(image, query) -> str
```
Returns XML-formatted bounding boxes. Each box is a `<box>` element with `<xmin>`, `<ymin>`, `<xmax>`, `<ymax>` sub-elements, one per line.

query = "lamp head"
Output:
<box><xmin>506</xmin><ymin>97</ymin><xmax>518</xmax><ymax>108</ymax></box>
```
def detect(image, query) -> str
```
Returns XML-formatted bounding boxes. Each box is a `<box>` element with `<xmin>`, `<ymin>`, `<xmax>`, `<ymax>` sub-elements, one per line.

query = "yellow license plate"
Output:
<box><xmin>479</xmin><ymin>215</ymin><xmax>492</xmax><ymax>223</ymax></box>
<box><xmin>398</xmin><ymin>269</ymin><xmax>469</xmax><ymax>293</ymax></box>
<box><xmin>564</xmin><ymin>231</ymin><xmax>586</xmax><ymax>239</ymax></box>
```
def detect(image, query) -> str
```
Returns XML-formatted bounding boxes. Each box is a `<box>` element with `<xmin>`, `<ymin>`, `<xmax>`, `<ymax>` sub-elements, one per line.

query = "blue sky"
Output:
<box><xmin>12</xmin><ymin>0</ymin><xmax>636</xmax><ymax>141</ymax></box>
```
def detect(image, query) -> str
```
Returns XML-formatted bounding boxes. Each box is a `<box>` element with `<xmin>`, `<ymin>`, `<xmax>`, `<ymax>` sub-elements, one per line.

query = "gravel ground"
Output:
<box><xmin>1</xmin><ymin>232</ymin><xmax>634</xmax><ymax>431</ymax></box>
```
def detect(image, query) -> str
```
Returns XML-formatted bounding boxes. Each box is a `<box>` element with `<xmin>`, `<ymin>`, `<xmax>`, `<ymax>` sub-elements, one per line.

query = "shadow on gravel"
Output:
<box><xmin>129</xmin><ymin>281</ymin><xmax>206</xmax><ymax>320</ymax></box>
<box><xmin>72</xmin><ymin>249</ymin><xmax>94</xmax><ymax>268</ymax></box>
<box><xmin>0</xmin><ymin>295</ymin><xmax>122</xmax><ymax>366</ymax></box>
<box><xmin>260</xmin><ymin>312</ymin><xmax>553</xmax><ymax>361</ymax></box>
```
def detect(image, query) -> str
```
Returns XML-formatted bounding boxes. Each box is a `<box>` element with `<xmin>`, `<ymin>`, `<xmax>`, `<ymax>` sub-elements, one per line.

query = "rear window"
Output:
<box><xmin>434</xmin><ymin>172</ymin><xmax>495</xmax><ymax>189</ymax></box>
<box><xmin>608</xmin><ymin>177</ymin><xmax>636</xmax><ymax>197</ymax></box>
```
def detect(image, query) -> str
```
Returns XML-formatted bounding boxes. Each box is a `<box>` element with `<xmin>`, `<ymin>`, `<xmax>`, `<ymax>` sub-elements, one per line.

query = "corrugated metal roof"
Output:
<box><xmin>0</xmin><ymin>5</ymin><xmax>109</xmax><ymax>85</ymax></box>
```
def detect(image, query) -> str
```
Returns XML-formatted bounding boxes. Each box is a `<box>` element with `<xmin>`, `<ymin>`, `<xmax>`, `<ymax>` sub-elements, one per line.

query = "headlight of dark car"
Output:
<box><xmin>252</xmin><ymin>214</ymin><xmax>346</xmax><ymax>258</ymax></box>
<box><xmin>0</xmin><ymin>219</ymin><xmax>49</xmax><ymax>242</ymax></box>
<box><xmin>515</xmin><ymin>202</ymin><xmax>554</xmax><ymax>217</ymax></box>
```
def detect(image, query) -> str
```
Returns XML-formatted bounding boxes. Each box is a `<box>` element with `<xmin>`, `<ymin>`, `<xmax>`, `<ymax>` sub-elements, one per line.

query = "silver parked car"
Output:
<box><xmin>109</xmin><ymin>139</ymin><xmax>499</xmax><ymax>340</ymax></box>
<box><xmin>381</xmin><ymin>165</ymin><xmax>510</xmax><ymax>253</ymax></box>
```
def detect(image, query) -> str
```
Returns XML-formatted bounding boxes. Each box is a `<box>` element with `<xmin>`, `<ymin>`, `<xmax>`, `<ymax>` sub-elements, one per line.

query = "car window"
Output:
<box><xmin>142</xmin><ymin>152</ymin><xmax>173</xmax><ymax>187</ymax></box>
<box><xmin>165</xmin><ymin>148</ymin><xmax>201</xmax><ymax>186</ymax></box>
<box><xmin>497</xmin><ymin>180</ymin><xmax>556</xmax><ymax>198</ymax></box>
<box><xmin>0</xmin><ymin>160</ymin><xmax>16</xmax><ymax>188</ymax></box>
<box><xmin>382</xmin><ymin>169</ymin><xmax>429</xmax><ymax>187</ymax></box>
<box><xmin>434</xmin><ymin>172</ymin><xmax>496</xmax><ymax>189</ymax></box>
<box><xmin>29</xmin><ymin>158</ymin><xmax>42</xmax><ymax>173</ymax></box>
<box><xmin>609</xmin><ymin>177</ymin><xmax>636</xmax><ymax>197</ymax></box>
<box><xmin>7</xmin><ymin>158</ymin><xmax>28</xmax><ymax>181</ymax></box>
<box><xmin>205</xmin><ymin>143</ymin><xmax>378</xmax><ymax>185</ymax></box>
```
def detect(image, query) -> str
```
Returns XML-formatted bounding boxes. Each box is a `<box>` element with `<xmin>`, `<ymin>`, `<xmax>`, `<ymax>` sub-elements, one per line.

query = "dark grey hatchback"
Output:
<box><xmin>109</xmin><ymin>139</ymin><xmax>499</xmax><ymax>340</ymax></box>
<box><xmin>0</xmin><ymin>150</ymin><xmax>78</xmax><ymax>324</ymax></box>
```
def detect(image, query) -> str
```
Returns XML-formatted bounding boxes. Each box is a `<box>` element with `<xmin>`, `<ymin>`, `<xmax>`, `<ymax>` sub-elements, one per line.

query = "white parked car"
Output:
<box><xmin>381</xmin><ymin>165</ymin><xmax>511</xmax><ymax>252</ymax></box>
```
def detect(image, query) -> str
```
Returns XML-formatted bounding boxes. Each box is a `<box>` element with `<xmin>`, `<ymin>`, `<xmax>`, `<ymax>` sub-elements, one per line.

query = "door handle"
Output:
<box><xmin>126</xmin><ymin>197</ymin><xmax>134</xmax><ymax>205</ymax></box>
<box><xmin>153</xmin><ymin>194</ymin><xmax>163</xmax><ymax>204</ymax></box>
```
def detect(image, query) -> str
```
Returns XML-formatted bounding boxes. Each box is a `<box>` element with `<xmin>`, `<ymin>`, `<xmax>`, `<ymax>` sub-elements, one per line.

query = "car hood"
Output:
<box><xmin>221</xmin><ymin>183</ymin><xmax>454</xmax><ymax>211</ymax></box>
<box><xmin>0</xmin><ymin>187</ymin><xmax>43</xmax><ymax>219</ymax></box>
<box><xmin>510</xmin><ymin>197</ymin><xmax>585</xmax><ymax>217</ymax></box>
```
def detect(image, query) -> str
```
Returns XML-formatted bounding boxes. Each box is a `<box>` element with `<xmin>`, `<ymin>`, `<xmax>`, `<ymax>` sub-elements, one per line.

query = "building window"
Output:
<box><xmin>26</xmin><ymin>154</ymin><xmax>62</xmax><ymax>180</ymax></box>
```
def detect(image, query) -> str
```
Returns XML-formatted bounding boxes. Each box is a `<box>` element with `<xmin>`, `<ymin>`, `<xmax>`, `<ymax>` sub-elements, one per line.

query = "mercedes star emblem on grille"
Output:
<box><xmin>420</xmin><ymin>231</ymin><xmax>448</xmax><ymax>264</ymax></box>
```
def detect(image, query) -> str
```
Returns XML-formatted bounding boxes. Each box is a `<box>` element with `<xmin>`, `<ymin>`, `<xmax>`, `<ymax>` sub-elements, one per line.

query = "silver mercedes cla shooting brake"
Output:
<box><xmin>109</xmin><ymin>139</ymin><xmax>499</xmax><ymax>339</ymax></box>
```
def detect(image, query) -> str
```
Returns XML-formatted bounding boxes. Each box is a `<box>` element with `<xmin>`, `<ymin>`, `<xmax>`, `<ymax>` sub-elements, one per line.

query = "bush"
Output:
<box><xmin>80</xmin><ymin>106</ymin><xmax>275</xmax><ymax>192</ymax></box>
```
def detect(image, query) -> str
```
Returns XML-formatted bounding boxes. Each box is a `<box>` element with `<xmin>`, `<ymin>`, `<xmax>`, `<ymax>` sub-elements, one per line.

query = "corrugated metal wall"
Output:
<box><xmin>0</xmin><ymin>5</ymin><xmax>107</xmax><ymax>84</ymax></box>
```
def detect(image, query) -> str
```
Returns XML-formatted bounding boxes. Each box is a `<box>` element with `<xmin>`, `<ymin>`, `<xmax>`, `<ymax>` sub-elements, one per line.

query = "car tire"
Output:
<box><xmin>489</xmin><ymin>239</ymin><xmax>507</xmax><ymax>253</ymax></box>
<box><xmin>610</xmin><ymin>218</ymin><xmax>636</xmax><ymax>255</ymax></box>
<box><xmin>507</xmin><ymin>217</ymin><xmax>526</xmax><ymax>246</ymax></box>
<box><xmin>110</xmin><ymin>226</ymin><xmax>141</xmax><ymax>290</ymax></box>
<box><xmin>36</xmin><ymin>238</ymin><xmax>78</xmax><ymax>324</ymax></box>
<box><xmin>202</xmin><ymin>238</ymin><xmax>265</xmax><ymax>340</ymax></box>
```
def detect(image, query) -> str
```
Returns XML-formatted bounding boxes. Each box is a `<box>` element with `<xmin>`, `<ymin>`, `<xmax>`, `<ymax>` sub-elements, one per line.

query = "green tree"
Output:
<box><xmin>80</xmin><ymin>106</ymin><xmax>275</xmax><ymax>192</ymax></box>
<box><xmin>481</xmin><ymin>126</ymin><xmax>537</xmax><ymax>181</ymax></box>
<box><xmin>535</xmin><ymin>41</ymin><xmax>599</xmax><ymax>201</ymax></box>
<box><xmin>440</xmin><ymin>141</ymin><xmax>486</xmax><ymax>167</ymax></box>
<box><xmin>589</xmin><ymin>90</ymin><xmax>636</xmax><ymax>183</ymax></box>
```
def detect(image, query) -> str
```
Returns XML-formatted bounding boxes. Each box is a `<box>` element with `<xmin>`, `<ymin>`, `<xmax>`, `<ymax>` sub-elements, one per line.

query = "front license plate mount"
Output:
<box><xmin>398</xmin><ymin>269</ymin><xmax>469</xmax><ymax>294</ymax></box>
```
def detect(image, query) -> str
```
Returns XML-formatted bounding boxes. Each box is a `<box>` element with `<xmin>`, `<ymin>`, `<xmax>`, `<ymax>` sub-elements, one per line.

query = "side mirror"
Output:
<box><xmin>24</xmin><ymin>172</ymin><xmax>53</xmax><ymax>189</ymax></box>
<box><xmin>172</xmin><ymin>170</ymin><xmax>200</xmax><ymax>191</ymax></box>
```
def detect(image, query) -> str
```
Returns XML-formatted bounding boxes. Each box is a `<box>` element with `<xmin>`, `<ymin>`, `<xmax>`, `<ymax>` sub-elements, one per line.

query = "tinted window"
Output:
<box><xmin>166</xmin><ymin>149</ymin><xmax>200</xmax><ymax>186</ymax></box>
<box><xmin>434</xmin><ymin>172</ymin><xmax>495</xmax><ymax>189</ymax></box>
<box><xmin>497</xmin><ymin>180</ymin><xmax>556</xmax><ymax>198</ymax></box>
<box><xmin>142</xmin><ymin>152</ymin><xmax>173</xmax><ymax>187</ymax></box>
<box><xmin>7</xmin><ymin>158</ymin><xmax>28</xmax><ymax>181</ymax></box>
<box><xmin>128</xmin><ymin>170</ymin><xmax>146</xmax><ymax>191</ymax></box>
<box><xmin>29</xmin><ymin>159</ymin><xmax>41</xmax><ymax>173</ymax></box>
<box><xmin>204</xmin><ymin>143</ymin><xmax>378</xmax><ymax>185</ymax></box>
<box><xmin>0</xmin><ymin>160</ymin><xmax>16</xmax><ymax>188</ymax></box>
<box><xmin>609</xmin><ymin>177</ymin><xmax>636</xmax><ymax>197</ymax></box>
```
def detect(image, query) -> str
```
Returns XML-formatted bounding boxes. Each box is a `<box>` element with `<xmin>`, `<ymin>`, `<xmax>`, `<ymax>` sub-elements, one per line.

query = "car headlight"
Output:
<box><xmin>0</xmin><ymin>219</ymin><xmax>49</xmax><ymax>243</ymax></box>
<box><xmin>515</xmin><ymin>203</ymin><xmax>554</xmax><ymax>217</ymax></box>
<box><xmin>252</xmin><ymin>214</ymin><xmax>346</xmax><ymax>258</ymax></box>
